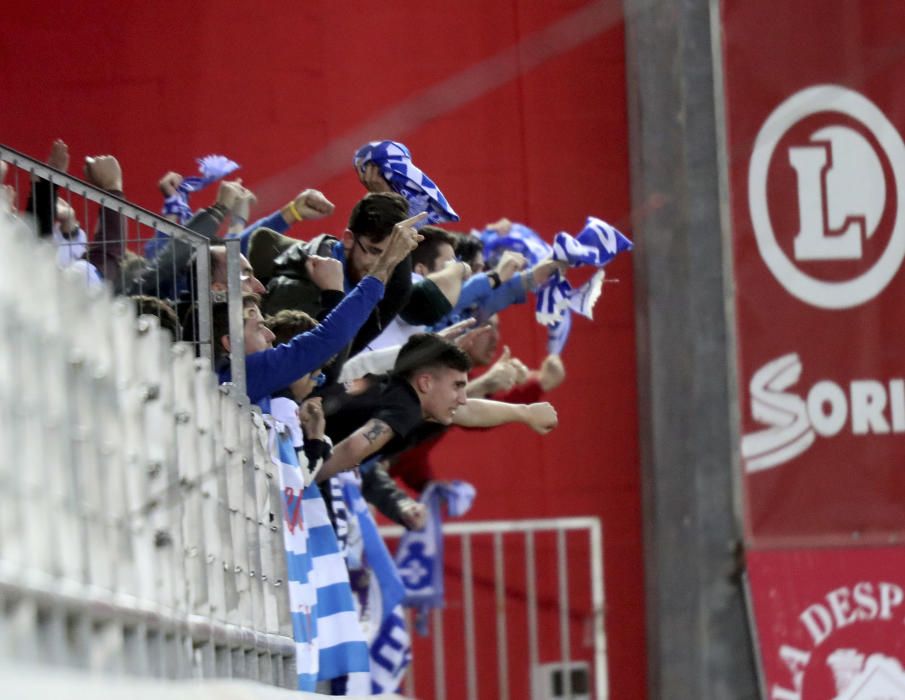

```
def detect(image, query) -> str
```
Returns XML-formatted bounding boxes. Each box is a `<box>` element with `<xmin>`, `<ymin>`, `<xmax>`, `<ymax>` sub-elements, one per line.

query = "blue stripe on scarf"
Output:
<box><xmin>307</xmin><ymin>523</ymin><xmax>341</xmax><ymax>558</ymax></box>
<box><xmin>291</xmin><ymin>609</ymin><xmax>318</xmax><ymax>643</ymax></box>
<box><xmin>316</xmin><ymin>581</ymin><xmax>358</xmax><ymax>617</ymax></box>
<box><xmin>284</xmin><ymin>551</ymin><xmax>312</xmax><ymax>585</ymax></box>
<box><xmin>298</xmin><ymin>672</ymin><xmax>318</xmax><ymax>690</ymax></box>
<box><xmin>319</xmin><ymin>641</ymin><xmax>371</xmax><ymax>678</ymax></box>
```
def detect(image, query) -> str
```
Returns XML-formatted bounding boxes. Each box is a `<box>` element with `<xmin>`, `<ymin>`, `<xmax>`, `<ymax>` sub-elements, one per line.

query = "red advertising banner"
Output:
<box><xmin>720</xmin><ymin>0</ymin><xmax>905</xmax><ymax>547</ymax></box>
<box><xmin>747</xmin><ymin>548</ymin><xmax>905</xmax><ymax>700</ymax></box>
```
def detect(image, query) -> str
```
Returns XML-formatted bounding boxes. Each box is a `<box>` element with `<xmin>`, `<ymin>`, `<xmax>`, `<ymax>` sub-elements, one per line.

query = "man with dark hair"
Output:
<box><xmin>454</xmin><ymin>232</ymin><xmax>485</xmax><ymax>273</ymax></box>
<box><xmin>316</xmin><ymin>333</ymin><xmax>557</xmax><ymax>483</ymax></box>
<box><xmin>410</xmin><ymin>225</ymin><xmax>458</xmax><ymax>276</ymax></box>
<box><xmin>317</xmin><ymin>333</ymin><xmax>471</xmax><ymax>484</ymax></box>
<box><xmin>248</xmin><ymin>193</ymin><xmax>418</xmax><ymax>355</ymax></box>
<box><xmin>214</xmin><ymin>216</ymin><xmax>423</xmax><ymax>412</ymax></box>
<box><xmin>250</xmin><ymin>194</ymin><xmax>464</xmax><ymax>356</ymax></box>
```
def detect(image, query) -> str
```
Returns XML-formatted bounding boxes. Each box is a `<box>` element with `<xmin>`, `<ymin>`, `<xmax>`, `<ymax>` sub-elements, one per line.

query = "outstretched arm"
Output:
<box><xmin>451</xmin><ymin>399</ymin><xmax>558</xmax><ymax>434</ymax></box>
<box><xmin>316</xmin><ymin>419</ymin><xmax>396</xmax><ymax>483</ymax></box>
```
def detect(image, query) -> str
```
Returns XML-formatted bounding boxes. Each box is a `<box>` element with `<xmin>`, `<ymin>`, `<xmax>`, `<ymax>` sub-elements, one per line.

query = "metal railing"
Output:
<box><xmin>0</xmin><ymin>144</ymin><xmax>216</xmax><ymax>363</ymax></box>
<box><xmin>0</xmin><ymin>213</ymin><xmax>294</xmax><ymax>685</ymax></box>
<box><xmin>380</xmin><ymin>516</ymin><xmax>608</xmax><ymax>700</ymax></box>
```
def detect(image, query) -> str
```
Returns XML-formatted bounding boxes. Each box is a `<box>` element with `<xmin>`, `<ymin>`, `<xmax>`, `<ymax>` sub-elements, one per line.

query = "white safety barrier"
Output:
<box><xmin>0</xmin><ymin>662</ymin><xmax>405</xmax><ymax>699</ymax></box>
<box><xmin>380</xmin><ymin>517</ymin><xmax>608</xmax><ymax>700</ymax></box>
<box><xmin>0</xmin><ymin>214</ymin><xmax>295</xmax><ymax>686</ymax></box>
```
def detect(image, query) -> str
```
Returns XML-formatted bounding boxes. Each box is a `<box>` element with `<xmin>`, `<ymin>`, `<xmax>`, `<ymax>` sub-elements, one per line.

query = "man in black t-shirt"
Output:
<box><xmin>321</xmin><ymin>374</ymin><xmax>428</xmax><ymax>461</ymax></box>
<box><xmin>317</xmin><ymin>332</ymin><xmax>560</xmax><ymax>485</ymax></box>
<box><xmin>317</xmin><ymin>333</ymin><xmax>471</xmax><ymax>483</ymax></box>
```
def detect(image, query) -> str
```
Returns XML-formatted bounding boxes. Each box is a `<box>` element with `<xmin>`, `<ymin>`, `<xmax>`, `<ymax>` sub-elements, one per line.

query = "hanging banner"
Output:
<box><xmin>721</xmin><ymin>0</ymin><xmax>905</xmax><ymax>547</ymax></box>
<box><xmin>747</xmin><ymin>548</ymin><xmax>905</xmax><ymax>700</ymax></box>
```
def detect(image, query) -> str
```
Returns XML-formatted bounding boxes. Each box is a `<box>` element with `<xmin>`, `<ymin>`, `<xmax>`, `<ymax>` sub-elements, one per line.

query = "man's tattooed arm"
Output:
<box><xmin>362</xmin><ymin>419</ymin><xmax>390</xmax><ymax>445</ymax></box>
<box><xmin>316</xmin><ymin>418</ymin><xmax>396</xmax><ymax>483</ymax></box>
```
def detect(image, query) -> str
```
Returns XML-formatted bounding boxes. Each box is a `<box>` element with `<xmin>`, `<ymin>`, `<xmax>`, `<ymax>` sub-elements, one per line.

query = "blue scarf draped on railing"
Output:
<box><xmin>269</xmin><ymin>422</ymin><xmax>370</xmax><ymax>692</ymax></box>
<box><xmin>337</xmin><ymin>468</ymin><xmax>410</xmax><ymax>694</ymax></box>
<box><xmin>395</xmin><ymin>480</ymin><xmax>476</xmax><ymax>635</ymax></box>
<box><xmin>353</xmin><ymin>140</ymin><xmax>459</xmax><ymax>226</ymax></box>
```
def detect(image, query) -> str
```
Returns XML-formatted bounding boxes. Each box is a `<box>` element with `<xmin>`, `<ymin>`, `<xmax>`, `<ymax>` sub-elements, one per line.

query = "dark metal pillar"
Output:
<box><xmin>623</xmin><ymin>0</ymin><xmax>758</xmax><ymax>697</ymax></box>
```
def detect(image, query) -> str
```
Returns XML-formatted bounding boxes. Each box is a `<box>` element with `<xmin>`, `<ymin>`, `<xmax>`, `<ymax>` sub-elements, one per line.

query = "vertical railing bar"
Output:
<box><xmin>99</xmin><ymin>194</ymin><xmax>107</xmax><ymax>285</ymax></box>
<box><xmin>196</xmin><ymin>243</ymin><xmax>212</xmax><ymax>363</ymax></box>
<box><xmin>403</xmin><ymin>607</ymin><xmax>415</xmax><ymax>698</ymax></box>
<box><xmin>589</xmin><ymin>521</ymin><xmax>607</xmax><ymax>700</ymax></box>
<box><xmin>120</xmin><ymin>207</ymin><xmax>128</xmax><ymax>295</ymax></box>
<box><xmin>462</xmin><ymin>533</ymin><xmax>478</xmax><ymax>700</ymax></box>
<box><xmin>493</xmin><ymin>531</ymin><xmax>509</xmax><ymax>700</ymax></box>
<box><xmin>225</xmin><ymin>239</ymin><xmax>246</xmax><ymax>395</ymax></box>
<box><xmin>82</xmin><ymin>186</ymin><xmax>90</xmax><ymax>275</ymax></box>
<box><xmin>525</xmin><ymin>530</ymin><xmax>539</xmax><ymax>700</ymax></box>
<box><xmin>30</xmin><ymin>167</ymin><xmax>38</xmax><ymax>238</ymax></box>
<box><xmin>433</xmin><ymin>607</ymin><xmax>446</xmax><ymax>700</ymax></box>
<box><xmin>168</xmin><ymin>218</ymin><xmax>177</xmax><ymax>303</ymax></box>
<box><xmin>557</xmin><ymin>528</ymin><xmax>572</xmax><ymax>700</ymax></box>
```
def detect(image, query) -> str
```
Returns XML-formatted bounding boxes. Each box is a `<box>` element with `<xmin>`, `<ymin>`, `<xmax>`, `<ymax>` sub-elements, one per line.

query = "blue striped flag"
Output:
<box><xmin>271</xmin><ymin>425</ymin><xmax>370</xmax><ymax>691</ymax></box>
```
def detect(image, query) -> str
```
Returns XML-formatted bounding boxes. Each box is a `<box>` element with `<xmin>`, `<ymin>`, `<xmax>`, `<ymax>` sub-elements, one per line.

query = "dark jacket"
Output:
<box><xmin>262</xmin><ymin>233</ymin><xmax>417</xmax><ymax>356</ymax></box>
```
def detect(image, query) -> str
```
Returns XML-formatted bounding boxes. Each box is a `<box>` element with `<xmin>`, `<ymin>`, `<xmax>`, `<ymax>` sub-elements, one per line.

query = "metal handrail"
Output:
<box><xmin>0</xmin><ymin>144</ymin><xmax>211</xmax><ymax>246</ymax></box>
<box><xmin>378</xmin><ymin>515</ymin><xmax>603</xmax><ymax>538</ymax></box>
<box><xmin>0</xmin><ymin>142</ymin><xmax>219</xmax><ymax>366</ymax></box>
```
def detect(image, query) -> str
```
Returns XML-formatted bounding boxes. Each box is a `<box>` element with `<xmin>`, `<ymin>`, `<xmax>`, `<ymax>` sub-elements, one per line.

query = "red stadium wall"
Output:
<box><xmin>0</xmin><ymin>2</ymin><xmax>644</xmax><ymax>697</ymax></box>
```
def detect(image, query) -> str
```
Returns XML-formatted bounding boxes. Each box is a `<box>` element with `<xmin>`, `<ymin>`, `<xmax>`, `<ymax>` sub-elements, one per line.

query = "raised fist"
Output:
<box><xmin>530</xmin><ymin>258</ymin><xmax>567</xmax><ymax>288</ymax></box>
<box><xmin>306</xmin><ymin>255</ymin><xmax>344</xmax><ymax>292</ymax></box>
<box><xmin>539</xmin><ymin>354</ymin><xmax>566</xmax><ymax>392</ymax></box>
<box><xmin>292</xmin><ymin>189</ymin><xmax>335</xmax><ymax>220</ymax></box>
<box><xmin>84</xmin><ymin>155</ymin><xmax>123</xmax><ymax>191</ymax></box>
<box><xmin>525</xmin><ymin>402</ymin><xmax>558</xmax><ymax>434</ymax></box>
<box><xmin>55</xmin><ymin>197</ymin><xmax>79</xmax><ymax>233</ymax></box>
<box><xmin>495</xmin><ymin>250</ymin><xmax>527</xmax><ymax>283</ymax></box>
<box><xmin>48</xmin><ymin>139</ymin><xmax>70</xmax><ymax>172</ymax></box>
<box><xmin>158</xmin><ymin>171</ymin><xmax>183</xmax><ymax>197</ymax></box>
<box><xmin>215</xmin><ymin>179</ymin><xmax>248</xmax><ymax>211</ymax></box>
<box><xmin>482</xmin><ymin>346</ymin><xmax>518</xmax><ymax>393</ymax></box>
<box><xmin>299</xmin><ymin>397</ymin><xmax>326</xmax><ymax>440</ymax></box>
<box><xmin>485</xmin><ymin>217</ymin><xmax>512</xmax><ymax>235</ymax></box>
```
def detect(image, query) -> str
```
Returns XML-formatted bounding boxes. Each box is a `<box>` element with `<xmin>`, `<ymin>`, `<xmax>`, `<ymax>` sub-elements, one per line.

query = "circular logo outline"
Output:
<box><xmin>748</xmin><ymin>84</ymin><xmax>905</xmax><ymax>309</ymax></box>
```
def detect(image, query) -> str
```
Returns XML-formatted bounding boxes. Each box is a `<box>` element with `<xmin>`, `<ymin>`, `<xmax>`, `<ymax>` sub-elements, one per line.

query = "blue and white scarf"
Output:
<box><xmin>161</xmin><ymin>154</ymin><xmax>240</xmax><ymax>224</ymax></box>
<box><xmin>480</xmin><ymin>222</ymin><xmax>552</xmax><ymax>268</ymax></box>
<box><xmin>353</xmin><ymin>140</ymin><xmax>459</xmax><ymax>226</ymax></box>
<box><xmin>395</xmin><ymin>481</ymin><xmax>476</xmax><ymax>635</ymax></box>
<box><xmin>269</xmin><ymin>423</ymin><xmax>370</xmax><ymax>691</ymax></box>
<box><xmin>335</xmin><ymin>470</ymin><xmax>411</xmax><ymax>695</ymax></box>
<box><xmin>535</xmin><ymin>216</ymin><xmax>633</xmax><ymax>347</ymax></box>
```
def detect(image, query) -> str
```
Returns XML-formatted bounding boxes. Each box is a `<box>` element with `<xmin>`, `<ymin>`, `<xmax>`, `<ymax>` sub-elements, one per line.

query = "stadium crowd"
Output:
<box><xmin>0</xmin><ymin>138</ymin><xmax>571</xmax><ymax>694</ymax></box>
